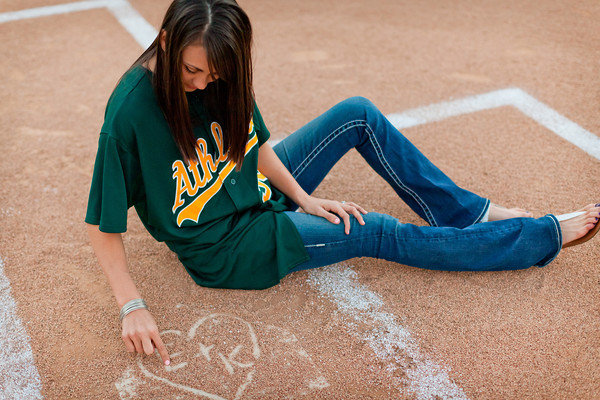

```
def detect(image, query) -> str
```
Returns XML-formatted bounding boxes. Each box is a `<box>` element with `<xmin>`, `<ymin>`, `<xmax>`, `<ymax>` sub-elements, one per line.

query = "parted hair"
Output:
<box><xmin>121</xmin><ymin>0</ymin><xmax>254</xmax><ymax>171</ymax></box>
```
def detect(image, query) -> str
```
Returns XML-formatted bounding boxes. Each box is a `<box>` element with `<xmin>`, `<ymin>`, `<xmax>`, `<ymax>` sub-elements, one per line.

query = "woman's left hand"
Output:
<box><xmin>298</xmin><ymin>196</ymin><xmax>368</xmax><ymax>235</ymax></box>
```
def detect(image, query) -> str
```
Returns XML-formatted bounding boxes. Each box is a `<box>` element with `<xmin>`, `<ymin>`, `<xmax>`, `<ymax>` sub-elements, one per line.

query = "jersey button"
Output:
<box><xmin>231</xmin><ymin>178</ymin><xmax>236</xmax><ymax>185</ymax></box>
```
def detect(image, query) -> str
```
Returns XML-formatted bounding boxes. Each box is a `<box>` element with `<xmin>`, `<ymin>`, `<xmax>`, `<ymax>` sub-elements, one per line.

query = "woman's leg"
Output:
<box><xmin>284</xmin><ymin>210</ymin><xmax>562</xmax><ymax>274</ymax></box>
<box><xmin>272</xmin><ymin>96</ymin><xmax>563</xmax><ymax>273</ymax></box>
<box><xmin>272</xmin><ymin>96</ymin><xmax>489</xmax><ymax>228</ymax></box>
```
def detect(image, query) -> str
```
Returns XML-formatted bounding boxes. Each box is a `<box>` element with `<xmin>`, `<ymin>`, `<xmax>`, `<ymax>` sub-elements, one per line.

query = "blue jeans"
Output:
<box><xmin>272</xmin><ymin>96</ymin><xmax>562</xmax><ymax>274</ymax></box>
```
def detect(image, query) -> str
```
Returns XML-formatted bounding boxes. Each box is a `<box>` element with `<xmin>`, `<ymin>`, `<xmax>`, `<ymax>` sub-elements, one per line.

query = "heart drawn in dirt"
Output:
<box><xmin>136</xmin><ymin>313</ymin><xmax>260</xmax><ymax>400</ymax></box>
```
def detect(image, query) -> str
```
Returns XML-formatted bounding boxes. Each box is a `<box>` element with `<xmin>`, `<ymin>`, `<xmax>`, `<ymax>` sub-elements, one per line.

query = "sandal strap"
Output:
<box><xmin>555</xmin><ymin>211</ymin><xmax>586</xmax><ymax>221</ymax></box>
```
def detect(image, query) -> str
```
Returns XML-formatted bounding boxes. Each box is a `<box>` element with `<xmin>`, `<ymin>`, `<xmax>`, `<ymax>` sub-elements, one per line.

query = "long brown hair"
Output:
<box><xmin>122</xmin><ymin>0</ymin><xmax>254</xmax><ymax>171</ymax></box>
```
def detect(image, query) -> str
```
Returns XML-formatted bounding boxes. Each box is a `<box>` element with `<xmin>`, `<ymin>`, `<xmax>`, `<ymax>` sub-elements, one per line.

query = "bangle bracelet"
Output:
<box><xmin>119</xmin><ymin>298</ymin><xmax>148</xmax><ymax>321</ymax></box>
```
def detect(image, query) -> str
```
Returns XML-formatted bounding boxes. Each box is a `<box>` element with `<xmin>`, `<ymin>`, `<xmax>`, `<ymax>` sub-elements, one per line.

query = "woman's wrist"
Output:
<box><xmin>112</xmin><ymin>275</ymin><xmax>143</xmax><ymax>309</ymax></box>
<box><xmin>116</xmin><ymin>289</ymin><xmax>144</xmax><ymax>309</ymax></box>
<box><xmin>294</xmin><ymin>192</ymin><xmax>312</xmax><ymax>210</ymax></box>
<box><xmin>119</xmin><ymin>298</ymin><xmax>148</xmax><ymax>321</ymax></box>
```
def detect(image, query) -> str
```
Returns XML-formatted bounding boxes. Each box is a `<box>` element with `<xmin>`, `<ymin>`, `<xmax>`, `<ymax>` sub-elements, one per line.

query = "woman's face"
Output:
<box><xmin>180</xmin><ymin>44</ymin><xmax>219</xmax><ymax>92</ymax></box>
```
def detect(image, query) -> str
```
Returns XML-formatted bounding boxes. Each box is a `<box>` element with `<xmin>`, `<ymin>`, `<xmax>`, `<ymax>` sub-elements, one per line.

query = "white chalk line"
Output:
<box><xmin>0</xmin><ymin>257</ymin><xmax>43</xmax><ymax>400</ymax></box>
<box><xmin>2</xmin><ymin>1</ymin><xmax>599</xmax><ymax>399</ymax></box>
<box><xmin>0</xmin><ymin>3</ymin><xmax>154</xmax><ymax>399</ymax></box>
<box><xmin>115</xmin><ymin>313</ymin><xmax>329</xmax><ymax>399</ymax></box>
<box><xmin>386</xmin><ymin>87</ymin><xmax>600</xmax><ymax>161</ymax></box>
<box><xmin>272</xmin><ymin>88</ymin><xmax>599</xmax><ymax>162</ymax></box>
<box><xmin>0</xmin><ymin>0</ymin><xmax>157</xmax><ymax>49</ymax></box>
<box><xmin>2</xmin><ymin>1</ymin><xmax>597</xmax><ymax>160</ymax></box>
<box><xmin>301</xmin><ymin>90</ymin><xmax>597</xmax><ymax>398</ymax></box>
<box><xmin>105</xmin><ymin>0</ymin><xmax>157</xmax><ymax>49</ymax></box>
<box><xmin>283</xmin><ymin>90</ymin><xmax>598</xmax><ymax>398</ymax></box>
<box><xmin>307</xmin><ymin>265</ymin><xmax>468</xmax><ymax>399</ymax></box>
<box><xmin>5</xmin><ymin>0</ymin><xmax>598</xmax><ymax>163</ymax></box>
<box><xmin>0</xmin><ymin>0</ymin><xmax>110</xmax><ymax>24</ymax></box>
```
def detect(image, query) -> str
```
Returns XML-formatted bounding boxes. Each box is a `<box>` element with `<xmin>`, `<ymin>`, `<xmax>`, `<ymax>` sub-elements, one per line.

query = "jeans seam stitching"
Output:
<box><xmin>364</xmin><ymin>123</ymin><xmax>438</xmax><ymax>227</ymax></box>
<box><xmin>288</xmin><ymin>115</ymin><xmax>438</xmax><ymax>228</ymax></box>
<box><xmin>303</xmin><ymin>223</ymin><xmax>528</xmax><ymax>247</ymax></box>
<box><xmin>304</xmin><ymin>233</ymin><xmax>397</xmax><ymax>247</ymax></box>
<box><xmin>291</xmin><ymin>119</ymin><xmax>366</xmax><ymax>178</ymax></box>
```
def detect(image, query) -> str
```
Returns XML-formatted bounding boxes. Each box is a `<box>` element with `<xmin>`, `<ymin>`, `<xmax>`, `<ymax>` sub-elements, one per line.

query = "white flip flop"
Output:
<box><xmin>555</xmin><ymin>211</ymin><xmax>586</xmax><ymax>221</ymax></box>
<box><xmin>555</xmin><ymin>210</ymin><xmax>600</xmax><ymax>248</ymax></box>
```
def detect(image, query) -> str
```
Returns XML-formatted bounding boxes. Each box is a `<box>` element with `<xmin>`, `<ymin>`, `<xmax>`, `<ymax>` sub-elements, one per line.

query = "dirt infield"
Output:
<box><xmin>0</xmin><ymin>0</ymin><xmax>599</xmax><ymax>399</ymax></box>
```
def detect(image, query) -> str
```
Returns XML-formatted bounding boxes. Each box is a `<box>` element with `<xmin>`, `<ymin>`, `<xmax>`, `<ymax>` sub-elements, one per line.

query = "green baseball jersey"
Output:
<box><xmin>85</xmin><ymin>64</ymin><xmax>309</xmax><ymax>290</ymax></box>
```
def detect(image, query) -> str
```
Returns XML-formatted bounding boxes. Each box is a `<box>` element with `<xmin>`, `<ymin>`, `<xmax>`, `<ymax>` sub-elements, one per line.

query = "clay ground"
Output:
<box><xmin>0</xmin><ymin>0</ymin><xmax>599</xmax><ymax>399</ymax></box>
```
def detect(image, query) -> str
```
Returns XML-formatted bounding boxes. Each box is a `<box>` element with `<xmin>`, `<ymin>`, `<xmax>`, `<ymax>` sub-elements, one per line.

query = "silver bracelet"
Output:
<box><xmin>119</xmin><ymin>298</ymin><xmax>148</xmax><ymax>321</ymax></box>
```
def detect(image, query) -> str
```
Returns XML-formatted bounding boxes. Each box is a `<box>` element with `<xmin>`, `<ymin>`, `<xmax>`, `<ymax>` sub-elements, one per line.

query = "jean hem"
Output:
<box><xmin>534</xmin><ymin>214</ymin><xmax>562</xmax><ymax>268</ymax></box>
<box><xmin>472</xmin><ymin>198</ymin><xmax>491</xmax><ymax>225</ymax></box>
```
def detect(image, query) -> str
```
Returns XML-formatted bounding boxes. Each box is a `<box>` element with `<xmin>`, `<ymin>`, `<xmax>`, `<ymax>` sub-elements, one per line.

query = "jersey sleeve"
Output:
<box><xmin>84</xmin><ymin>133</ymin><xmax>142</xmax><ymax>233</ymax></box>
<box><xmin>253</xmin><ymin>102</ymin><xmax>271</xmax><ymax>147</ymax></box>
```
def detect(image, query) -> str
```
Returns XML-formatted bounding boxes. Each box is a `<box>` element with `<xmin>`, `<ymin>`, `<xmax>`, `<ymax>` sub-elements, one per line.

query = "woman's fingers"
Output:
<box><xmin>150</xmin><ymin>331</ymin><xmax>171</xmax><ymax>366</ymax></box>
<box><xmin>310</xmin><ymin>197</ymin><xmax>368</xmax><ymax>235</ymax></box>
<box><xmin>130</xmin><ymin>336</ymin><xmax>144</xmax><ymax>354</ymax></box>
<box><xmin>321</xmin><ymin>201</ymin><xmax>368</xmax><ymax>235</ymax></box>
<box><xmin>122</xmin><ymin>335</ymin><xmax>136</xmax><ymax>353</ymax></box>
<box><xmin>123</xmin><ymin>330</ymin><xmax>171</xmax><ymax>366</ymax></box>
<box><xmin>331</xmin><ymin>205</ymin><xmax>351</xmax><ymax>234</ymax></box>
<box><xmin>121</xmin><ymin>309</ymin><xmax>170</xmax><ymax>365</ymax></box>
<box><xmin>342</xmin><ymin>203</ymin><xmax>366</xmax><ymax>226</ymax></box>
<box><xmin>317</xmin><ymin>205</ymin><xmax>343</xmax><ymax>228</ymax></box>
<box><xmin>142</xmin><ymin>336</ymin><xmax>155</xmax><ymax>356</ymax></box>
<box><xmin>320</xmin><ymin>208</ymin><xmax>342</xmax><ymax>224</ymax></box>
<box><xmin>346</xmin><ymin>202</ymin><xmax>368</xmax><ymax>215</ymax></box>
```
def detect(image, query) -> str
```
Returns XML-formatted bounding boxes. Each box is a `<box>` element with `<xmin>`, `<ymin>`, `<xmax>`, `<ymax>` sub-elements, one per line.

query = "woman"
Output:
<box><xmin>85</xmin><ymin>0</ymin><xmax>599</xmax><ymax>367</ymax></box>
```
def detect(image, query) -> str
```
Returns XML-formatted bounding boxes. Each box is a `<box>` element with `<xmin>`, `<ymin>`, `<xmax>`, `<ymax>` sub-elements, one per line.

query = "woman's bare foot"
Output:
<box><xmin>559</xmin><ymin>203</ymin><xmax>600</xmax><ymax>247</ymax></box>
<box><xmin>487</xmin><ymin>203</ymin><xmax>533</xmax><ymax>221</ymax></box>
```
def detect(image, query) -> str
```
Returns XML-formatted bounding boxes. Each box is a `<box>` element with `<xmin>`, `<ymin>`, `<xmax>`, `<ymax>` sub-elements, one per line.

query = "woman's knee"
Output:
<box><xmin>338</xmin><ymin>96</ymin><xmax>379</xmax><ymax>121</ymax></box>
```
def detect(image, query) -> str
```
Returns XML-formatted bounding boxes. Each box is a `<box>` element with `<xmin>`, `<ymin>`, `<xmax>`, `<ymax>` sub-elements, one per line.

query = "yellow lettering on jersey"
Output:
<box><xmin>257</xmin><ymin>172</ymin><xmax>271</xmax><ymax>202</ymax></box>
<box><xmin>176</xmin><ymin>131</ymin><xmax>258</xmax><ymax>226</ymax></box>
<box><xmin>187</xmin><ymin>138</ymin><xmax>217</xmax><ymax>190</ymax></box>
<box><xmin>172</xmin><ymin>122</ymin><xmax>232</xmax><ymax>214</ymax></box>
<box><xmin>172</xmin><ymin>160</ymin><xmax>195</xmax><ymax>213</ymax></box>
<box><xmin>211</xmin><ymin>122</ymin><xmax>229</xmax><ymax>164</ymax></box>
<box><xmin>172</xmin><ymin>140</ymin><xmax>214</xmax><ymax>213</ymax></box>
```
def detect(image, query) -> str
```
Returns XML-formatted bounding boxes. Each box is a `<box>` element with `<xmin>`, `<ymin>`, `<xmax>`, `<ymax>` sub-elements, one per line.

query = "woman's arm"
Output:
<box><xmin>257</xmin><ymin>143</ymin><xmax>367</xmax><ymax>234</ymax></box>
<box><xmin>86</xmin><ymin>223</ymin><xmax>170</xmax><ymax>365</ymax></box>
<box><xmin>86</xmin><ymin>224</ymin><xmax>142</xmax><ymax>308</ymax></box>
<box><xmin>257</xmin><ymin>143</ymin><xmax>310</xmax><ymax>208</ymax></box>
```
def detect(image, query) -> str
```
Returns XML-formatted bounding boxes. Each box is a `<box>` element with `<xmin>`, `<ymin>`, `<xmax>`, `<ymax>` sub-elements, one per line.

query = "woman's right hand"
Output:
<box><xmin>121</xmin><ymin>308</ymin><xmax>171</xmax><ymax>366</ymax></box>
